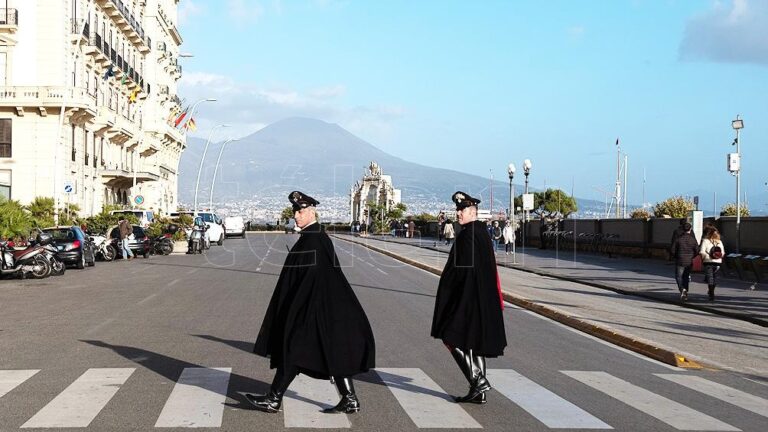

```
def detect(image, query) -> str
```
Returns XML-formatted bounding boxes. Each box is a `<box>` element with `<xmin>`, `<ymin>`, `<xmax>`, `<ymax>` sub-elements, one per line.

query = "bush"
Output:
<box><xmin>720</xmin><ymin>202</ymin><xmax>750</xmax><ymax>217</ymax></box>
<box><xmin>630</xmin><ymin>208</ymin><xmax>652</xmax><ymax>220</ymax></box>
<box><xmin>653</xmin><ymin>196</ymin><xmax>695</xmax><ymax>218</ymax></box>
<box><xmin>0</xmin><ymin>197</ymin><xmax>32</xmax><ymax>240</ymax></box>
<box><xmin>82</xmin><ymin>208</ymin><xmax>138</xmax><ymax>234</ymax></box>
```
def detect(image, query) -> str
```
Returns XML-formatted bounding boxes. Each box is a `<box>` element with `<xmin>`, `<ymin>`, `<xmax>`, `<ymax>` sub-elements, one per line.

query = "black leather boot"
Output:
<box><xmin>708</xmin><ymin>285</ymin><xmax>715</xmax><ymax>301</ymax></box>
<box><xmin>245</xmin><ymin>367</ymin><xmax>297</xmax><ymax>413</ymax></box>
<box><xmin>451</xmin><ymin>348</ymin><xmax>491</xmax><ymax>404</ymax></box>
<box><xmin>323</xmin><ymin>377</ymin><xmax>360</xmax><ymax>414</ymax></box>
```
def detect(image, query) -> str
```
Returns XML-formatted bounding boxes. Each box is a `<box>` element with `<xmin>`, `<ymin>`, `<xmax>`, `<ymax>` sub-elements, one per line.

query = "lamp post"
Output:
<box><xmin>193</xmin><ymin>124</ymin><xmax>229</xmax><ymax>215</ymax></box>
<box><xmin>184</xmin><ymin>98</ymin><xmax>216</xmax><ymax>133</ymax></box>
<box><xmin>507</xmin><ymin>163</ymin><xmax>516</xmax><ymax>263</ymax></box>
<box><xmin>209</xmin><ymin>137</ymin><xmax>239</xmax><ymax>210</ymax></box>
<box><xmin>732</xmin><ymin>115</ymin><xmax>744</xmax><ymax>252</ymax></box>
<box><xmin>522</xmin><ymin>159</ymin><xmax>532</xmax><ymax>256</ymax></box>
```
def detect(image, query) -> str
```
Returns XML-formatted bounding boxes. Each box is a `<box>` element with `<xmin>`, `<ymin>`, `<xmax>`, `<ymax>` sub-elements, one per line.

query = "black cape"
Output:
<box><xmin>431</xmin><ymin>220</ymin><xmax>507</xmax><ymax>357</ymax></box>
<box><xmin>253</xmin><ymin>222</ymin><xmax>375</xmax><ymax>378</ymax></box>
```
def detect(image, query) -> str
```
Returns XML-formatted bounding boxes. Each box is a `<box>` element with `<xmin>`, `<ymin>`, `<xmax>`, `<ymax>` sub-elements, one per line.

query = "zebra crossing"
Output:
<box><xmin>1</xmin><ymin>367</ymin><xmax>766</xmax><ymax>429</ymax></box>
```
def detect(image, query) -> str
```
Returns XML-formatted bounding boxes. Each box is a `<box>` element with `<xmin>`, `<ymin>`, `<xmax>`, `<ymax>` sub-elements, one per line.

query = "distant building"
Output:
<box><xmin>349</xmin><ymin>161</ymin><xmax>401</xmax><ymax>225</ymax></box>
<box><xmin>0</xmin><ymin>0</ymin><xmax>185</xmax><ymax>216</ymax></box>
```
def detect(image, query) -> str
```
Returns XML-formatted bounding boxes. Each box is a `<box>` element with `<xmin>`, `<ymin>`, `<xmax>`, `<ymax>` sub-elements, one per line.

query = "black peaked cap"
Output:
<box><xmin>452</xmin><ymin>191</ymin><xmax>481</xmax><ymax>210</ymax></box>
<box><xmin>289</xmin><ymin>190</ymin><xmax>320</xmax><ymax>211</ymax></box>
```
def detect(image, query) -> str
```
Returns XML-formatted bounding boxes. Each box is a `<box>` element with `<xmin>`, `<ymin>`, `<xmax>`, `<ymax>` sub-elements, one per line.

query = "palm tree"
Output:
<box><xmin>0</xmin><ymin>198</ymin><xmax>33</xmax><ymax>240</ymax></box>
<box><xmin>26</xmin><ymin>196</ymin><xmax>55</xmax><ymax>228</ymax></box>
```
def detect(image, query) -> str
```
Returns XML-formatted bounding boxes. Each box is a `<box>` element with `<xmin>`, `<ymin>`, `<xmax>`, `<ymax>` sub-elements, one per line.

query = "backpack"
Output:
<box><xmin>708</xmin><ymin>242</ymin><xmax>723</xmax><ymax>260</ymax></box>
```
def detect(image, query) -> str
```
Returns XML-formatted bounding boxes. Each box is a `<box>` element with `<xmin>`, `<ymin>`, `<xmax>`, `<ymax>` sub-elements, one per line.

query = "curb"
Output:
<box><xmin>333</xmin><ymin>234</ymin><xmax>705</xmax><ymax>369</ymax></box>
<box><xmin>352</xmin><ymin>235</ymin><xmax>767</xmax><ymax>328</ymax></box>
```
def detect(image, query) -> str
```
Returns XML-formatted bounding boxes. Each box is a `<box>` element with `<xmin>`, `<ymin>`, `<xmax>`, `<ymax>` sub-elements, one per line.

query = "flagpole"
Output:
<box><xmin>615</xmin><ymin>138</ymin><xmax>621</xmax><ymax>218</ymax></box>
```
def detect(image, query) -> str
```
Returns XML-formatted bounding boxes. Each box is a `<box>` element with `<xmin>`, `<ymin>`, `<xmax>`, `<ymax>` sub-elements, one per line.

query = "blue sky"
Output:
<box><xmin>178</xmin><ymin>0</ymin><xmax>768</xmax><ymax>213</ymax></box>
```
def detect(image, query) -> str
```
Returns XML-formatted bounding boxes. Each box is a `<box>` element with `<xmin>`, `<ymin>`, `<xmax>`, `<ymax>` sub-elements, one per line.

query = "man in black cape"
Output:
<box><xmin>246</xmin><ymin>191</ymin><xmax>376</xmax><ymax>414</ymax></box>
<box><xmin>431</xmin><ymin>191</ymin><xmax>507</xmax><ymax>404</ymax></box>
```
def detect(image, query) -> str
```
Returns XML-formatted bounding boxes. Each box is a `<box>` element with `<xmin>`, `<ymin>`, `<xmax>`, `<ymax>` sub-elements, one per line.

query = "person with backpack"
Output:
<box><xmin>699</xmin><ymin>227</ymin><xmax>725</xmax><ymax>301</ymax></box>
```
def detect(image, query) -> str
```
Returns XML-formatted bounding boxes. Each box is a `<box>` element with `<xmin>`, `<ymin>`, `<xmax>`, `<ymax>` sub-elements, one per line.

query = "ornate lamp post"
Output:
<box><xmin>507</xmin><ymin>163</ymin><xmax>516</xmax><ymax>262</ymax></box>
<box><xmin>522</xmin><ymin>159</ymin><xmax>532</xmax><ymax>255</ymax></box>
<box><xmin>731</xmin><ymin>115</ymin><xmax>744</xmax><ymax>252</ymax></box>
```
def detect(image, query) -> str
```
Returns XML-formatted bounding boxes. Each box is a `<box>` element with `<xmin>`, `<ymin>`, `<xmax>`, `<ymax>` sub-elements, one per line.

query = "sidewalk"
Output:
<box><xmin>334</xmin><ymin>233</ymin><xmax>768</xmax><ymax>379</ymax></box>
<box><xmin>356</xmin><ymin>233</ymin><xmax>767</xmax><ymax>326</ymax></box>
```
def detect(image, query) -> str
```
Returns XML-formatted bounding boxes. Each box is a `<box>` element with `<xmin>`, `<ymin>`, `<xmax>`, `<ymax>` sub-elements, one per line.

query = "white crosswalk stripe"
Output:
<box><xmin>487</xmin><ymin>369</ymin><xmax>612</xmax><ymax>429</ymax></box>
<box><xmin>21</xmin><ymin>368</ymin><xmax>135</xmax><ymax>428</ymax></box>
<box><xmin>0</xmin><ymin>370</ymin><xmax>39</xmax><ymax>399</ymax></box>
<box><xmin>656</xmin><ymin>374</ymin><xmax>768</xmax><ymax>419</ymax></box>
<box><xmin>375</xmin><ymin>368</ymin><xmax>481</xmax><ymax>429</ymax></box>
<box><xmin>283</xmin><ymin>375</ymin><xmax>351</xmax><ymax>428</ymax></box>
<box><xmin>563</xmin><ymin>371</ymin><xmax>740</xmax><ymax>431</ymax></box>
<box><xmin>155</xmin><ymin>367</ymin><xmax>231</xmax><ymax>428</ymax></box>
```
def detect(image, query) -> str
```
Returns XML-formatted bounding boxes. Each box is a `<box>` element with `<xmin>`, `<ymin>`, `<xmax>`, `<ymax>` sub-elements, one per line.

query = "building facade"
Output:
<box><xmin>349</xmin><ymin>161</ymin><xmax>402</xmax><ymax>225</ymax></box>
<box><xmin>0</xmin><ymin>0</ymin><xmax>185</xmax><ymax>217</ymax></box>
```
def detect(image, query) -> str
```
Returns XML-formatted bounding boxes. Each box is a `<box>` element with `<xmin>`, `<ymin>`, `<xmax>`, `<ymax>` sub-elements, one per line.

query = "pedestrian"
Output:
<box><xmin>390</xmin><ymin>219</ymin><xmax>398</xmax><ymax>237</ymax></box>
<box><xmin>431</xmin><ymin>191</ymin><xmax>507</xmax><ymax>405</ymax></box>
<box><xmin>671</xmin><ymin>222</ymin><xmax>699</xmax><ymax>301</ymax></box>
<box><xmin>699</xmin><ymin>227</ymin><xmax>725</xmax><ymax>301</ymax></box>
<box><xmin>437</xmin><ymin>211</ymin><xmax>446</xmax><ymax>242</ymax></box>
<box><xmin>443</xmin><ymin>218</ymin><xmax>455</xmax><ymax>245</ymax></box>
<box><xmin>247</xmin><ymin>191</ymin><xmax>375</xmax><ymax>414</ymax></box>
<box><xmin>502</xmin><ymin>221</ymin><xmax>515</xmax><ymax>255</ymax></box>
<box><xmin>669</xmin><ymin>219</ymin><xmax>697</xmax><ymax>261</ymax></box>
<box><xmin>490</xmin><ymin>221</ymin><xmax>502</xmax><ymax>253</ymax></box>
<box><xmin>408</xmin><ymin>220</ymin><xmax>415</xmax><ymax>239</ymax></box>
<box><xmin>118</xmin><ymin>217</ymin><xmax>134</xmax><ymax>260</ymax></box>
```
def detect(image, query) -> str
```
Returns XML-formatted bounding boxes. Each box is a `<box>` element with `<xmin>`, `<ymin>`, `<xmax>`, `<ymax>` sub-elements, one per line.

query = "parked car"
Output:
<box><xmin>170</xmin><ymin>211</ymin><xmax>225</xmax><ymax>245</ymax></box>
<box><xmin>224</xmin><ymin>216</ymin><xmax>246</xmax><ymax>238</ymax></box>
<box><xmin>285</xmin><ymin>218</ymin><xmax>297</xmax><ymax>234</ymax></box>
<box><xmin>109</xmin><ymin>209</ymin><xmax>155</xmax><ymax>228</ymax></box>
<box><xmin>42</xmin><ymin>226</ymin><xmax>96</xmax><ymax>269</ymax></box>
<box><xmin>108</xmin><ymin>224</ymin><xmax>151</xmax><ymax>259</ymax></box>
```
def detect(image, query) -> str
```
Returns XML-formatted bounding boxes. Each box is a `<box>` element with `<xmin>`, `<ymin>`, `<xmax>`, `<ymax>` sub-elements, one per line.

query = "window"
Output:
<box><xmin>84</xmin><ymin>131</ymin><xmax>89</xmax><ymax>166</ymax></box>
<box><xmin>0</xmin><ymin>170</ymin><xmax>10</xmax><ymax>199</ymax></box>
<box><xmin>71</xmin><ymin>125</ymin><xmax>76</xmax><ymax>162</ymax></box>
<box><xmin>0</xmin><ymin>119</ymin><xmax>11</xmax><ymax>158</ymax></box>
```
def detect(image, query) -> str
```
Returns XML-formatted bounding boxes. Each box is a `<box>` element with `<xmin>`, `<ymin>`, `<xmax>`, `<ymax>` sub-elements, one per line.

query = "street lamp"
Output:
<box><xmin>507</xmin><ymin>163</ymin><xmax>516</xmax><ymax>262</ymax></box>
<box><xmin>209</xmin><ymin>137</ymin><xmax>239</xmax><ymax>210</ymax></box>
<box><xmin>185</xmin><ymin>98</ymin><xmax>216</xmax><ymax>132</ymax></box>
<box><xmin>193</xmin><ymin>124</ymin><xmax>229</xmax><ymax>215</ymax></box>
<box><xmin>731</xmin><ymin>115</ymin><xmax>744</xmax><ymax>252</ymax></box>
<box><xmin>522</xmin><ymin>159</ymin><xmax>532</xmax><ymax>256</ymax></box>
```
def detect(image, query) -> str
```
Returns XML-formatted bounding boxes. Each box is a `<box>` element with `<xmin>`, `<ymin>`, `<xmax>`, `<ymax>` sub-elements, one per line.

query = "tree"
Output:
<box><xmin>413</xmin><ymin>213</ymin><xmax>437</xmax><ymax>223</ymax></box>
<box><xmin>630</xmin><ymin>208</ymin><xmax>652</xmax><ymax>220</ymax></box>
<box><xmin>280</xmin><ymin>206</ymin><xmax>294</xmax><ymax>223</ymax></box>
<box><xmin>720</xmin><ymin>202</ymin><xmax>750</xmax><ymax>217</ymax></box>
<box><xmin>530</xmin><ymin>188</ymin><xmax>578</xmax><ymax>219</ymax></box>
<box><xmin>0</xmin><ymin>197</ymin><xmax>32</xmax><ymax>240</ymax></box>
<box><xmin>653</xmin><ymin>196</ymin><xmax>695</xmax><ymax>218</ymax></box>
<box><xmin>26</xmin><ymin>196</ymin><xmax>55</xmax><ymax>228</ymax></box>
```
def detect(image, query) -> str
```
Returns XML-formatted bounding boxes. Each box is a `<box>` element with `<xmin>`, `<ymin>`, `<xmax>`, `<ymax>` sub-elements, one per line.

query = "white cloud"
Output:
<box><xmin>179</xmin><ymin>73</ymin><xmax>404</xmax><ymax>143</ymax></box>
<box><xmin>679</xmin><ymin>0</ymin><xmax>768</xmax><ymax>65</ymax></box>
<box><xmin>178</xmin><ymin>0</ymin><xmax>204</xmax><ymax>26</ymax></box>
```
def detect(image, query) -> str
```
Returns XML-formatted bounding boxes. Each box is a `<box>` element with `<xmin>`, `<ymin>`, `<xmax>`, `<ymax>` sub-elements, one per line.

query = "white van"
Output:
<box><xmin>170</xmin><ymin>211</ymin><xmax>225</xmax><ymax>245</ymax></box>
<box><xmin>110</xmin><ymin>209</ymin><xmax>154</xmax><ymax>228</ymax></box>
<box><xmin>224</xmin><ymin>216</ymin><xmax>246</xmax><ymax>238</ymax></box>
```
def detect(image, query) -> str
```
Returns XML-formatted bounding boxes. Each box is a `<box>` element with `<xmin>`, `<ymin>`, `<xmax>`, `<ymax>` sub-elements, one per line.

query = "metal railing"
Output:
<box><xmin>108</xmin><ymin>0</ymin><xmax>146</xmax><ymax>42</ymax></box>
<box><xmin>0</xmin><ymin>8</ymin><xmax>18</xmax><ymax>26</ymax></box>
<box><xmin>0</xmin><ymin>86</ymin><xmax>95</xmax><ymax>105</ymax></box>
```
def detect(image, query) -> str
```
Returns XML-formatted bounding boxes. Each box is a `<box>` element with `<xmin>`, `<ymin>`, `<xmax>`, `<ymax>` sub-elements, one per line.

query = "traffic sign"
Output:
<box><xmin>63</xmin><ymin>181</ymin><xmax>74</xmax><ymax>194</ymax></box>
<box><xmin>134</xmin><ymin>195</ymin><xmax>144</xmax><ymax>205</ymax></box>
<box><xmin>523</xmin><ymin>193</ymin><xmax>534</xmax><ymax>211</ymax></box>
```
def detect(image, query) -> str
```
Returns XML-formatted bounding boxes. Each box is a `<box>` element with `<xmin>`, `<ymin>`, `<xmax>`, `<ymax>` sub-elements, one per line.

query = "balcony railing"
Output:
<box><xmin>108</xmin><ymin>0</ymin><xmax>147</xmax><ymax>43</ymax></box>
<box><xmin>0</xmin><ymin>86</ymin><xmax>95</xmax><ymax>107</ymax></box>
<box><xmin>0</xmin><ymin>8</ymin><xmax>18</xmax><ymax>26</ymax></box>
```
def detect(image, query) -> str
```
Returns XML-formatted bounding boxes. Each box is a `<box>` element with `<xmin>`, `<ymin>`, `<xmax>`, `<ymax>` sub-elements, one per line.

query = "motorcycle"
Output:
<box><xmin>0</xmin><ymin>233</ymin><xmax>52</xmax><ymax>279</ymax></box>
<box><xmin>90</xmin><ymin>233</ymin><xmax>116</xmax><ymax>261</ymax></box>
<box><xmin>187</xmin><ymin>223</ymin><xmax>208</xmax><ymax>254</ymax></box>
<box><xmin>152</xmin><ymin>233</ymin><xmax>174</xmax><ymax>256</ymax></box>
<box><xmin>29</xmin><ymin>229</ymin><xmax>65</xmax><ymax>276</ymax></box>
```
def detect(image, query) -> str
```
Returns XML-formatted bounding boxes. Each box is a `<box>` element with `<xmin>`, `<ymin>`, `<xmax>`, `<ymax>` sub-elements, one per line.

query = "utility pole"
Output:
<box><xmin>615</xmin><ymin>138</ymin><xmax>621</xmax><ymax>218</ymax></box>
<box><xmin>623</xmin><ymin>154</ymin><xmax>628</xmax><ymax>218</ymax></box>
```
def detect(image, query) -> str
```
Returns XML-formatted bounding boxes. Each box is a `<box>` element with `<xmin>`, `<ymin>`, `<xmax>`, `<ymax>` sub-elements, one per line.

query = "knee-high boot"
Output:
<box><xmin>323</xmin><ymin>377</ymin><xmax>360</xmax><ymax>414</ymax></box>
<box><xmin>245</xmin><ymin>367</ymin><xmax>298</xmax><ymax>413</ymax></box>
<box><xmin>449</xmin><ymin>348</ymin><xmax>491</xmax><ymax>404</ymax></box>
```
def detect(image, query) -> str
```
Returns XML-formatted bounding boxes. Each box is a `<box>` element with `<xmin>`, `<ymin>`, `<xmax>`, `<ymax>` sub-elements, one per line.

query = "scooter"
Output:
<box><xmin>29</xmin><ymin>229</ymin><xmax>65</xmax><ymax>276</ymax></box>
<box><xmin>187</xmin><ymin>224</ymin><xmax>208</xmax><ymax>254</ymax></box>
<box><xmin>0</xmin><ymin>233</ymin><xmax>52</xmax><ymax>279</ymax></box>
<box><xmin>90</xmin><ymin>233</ymin><xmax>116</xmax><ymax>261</ymax></box>
<box><xmin>152</xmin><ymin>233</ymin><xmax>174</xmax><ymax>255</ymax></box>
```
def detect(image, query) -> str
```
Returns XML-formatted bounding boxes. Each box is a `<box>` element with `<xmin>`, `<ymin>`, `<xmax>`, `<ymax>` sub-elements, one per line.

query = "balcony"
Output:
<box><xmin>101</xmin><ymin>168</ymin><xmax>159</xmax><ymax>189</ymax></box>
<box><xmin>0</xmin><ymin>86</ymin><xmax>96</xmax><ymax>117</ymax></box>
<box><xmin>0</xmin><ymin>8</ymin><xmax>18</xmax><ymax>33</ymax></box>
<box><xmin>97</xmin><ymin>0</ymin><xmax>150</xmax><ymax>52</ymax></box>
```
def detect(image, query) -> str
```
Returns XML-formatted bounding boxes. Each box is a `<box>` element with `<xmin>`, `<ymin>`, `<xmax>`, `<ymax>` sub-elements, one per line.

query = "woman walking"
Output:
<box><xmin>443</xmin><ymin>219</ymin><xmax>455</xmax><ymax>245</ymax></box>
<box><xmin>699</xmin><ymin>227</ymin><xmax>725</xmax><ymax>301</ymax></box>
<box><xmin>502</xmin><ymin>221</ymin><xmax>515</xmax><ymax>255</ymax></box>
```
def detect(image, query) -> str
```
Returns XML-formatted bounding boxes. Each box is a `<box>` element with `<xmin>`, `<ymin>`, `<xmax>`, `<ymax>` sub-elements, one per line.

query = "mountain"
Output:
<box><xmin>178</xmin><ymin>117</ymin><xmax>604</xmax><ymax>215</ymax></box>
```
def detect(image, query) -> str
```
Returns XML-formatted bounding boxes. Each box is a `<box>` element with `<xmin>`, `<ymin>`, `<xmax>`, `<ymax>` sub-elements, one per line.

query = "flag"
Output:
<box><xmin>121</xmin><ymin>73</ymin><xmax>127</xmax><ymax>85</ymax></box>
<box><xmin>173</xmin><ymin>108</ymin><xmax>188</xmax><ymax>127</ymax></box>
<box><xmin>102</xmin><ymin>65</ymin><xmax>114</xmax><ymax>81</ymax></box>
<box><xmin>129</xmin><ymin>87</ymin><xmax>139</xmax><ymax>103</ymax></box>
<box><xmin>166</xmin><ymin>106</ymin><xmax>179</xmax><ymax>123</ymax></box>
<box><xmin>616</xmin><ymin>137</ymin><xmax>619</xmax><ymax>146</ymax></box>
<box><xmin>186</xmin><ymin>118</ymin><xmax>197</xmax><ymax>132</ymax></box>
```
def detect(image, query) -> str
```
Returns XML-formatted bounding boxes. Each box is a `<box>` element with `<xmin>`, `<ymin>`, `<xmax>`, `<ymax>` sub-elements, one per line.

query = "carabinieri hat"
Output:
<box><xmin>452</xmin><ymin>191</ymin><xmax>481</xmax><ymax>210</ymax></box>
<box><xmin>289</xmin><ymin>191</ymin><xmax>320</xmax><ymax>212</ymax></box>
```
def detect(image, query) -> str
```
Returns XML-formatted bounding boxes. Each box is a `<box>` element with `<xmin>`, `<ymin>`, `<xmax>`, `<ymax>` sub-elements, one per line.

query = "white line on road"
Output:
<box><xmin>137</xmin><ymin>293</ymin><xmax>158</xmax><ymax>305</ymax></box>
<box><xmin>22</xmin><ymin>368</ymin><xmax>135</xmax><ymax>428</ymax></box>
<box><xmin>487</xmin><ymin>369</ymin><xmax>612</xmax><ymax>429</ymax></box>
<box><xmin>283</xmin><ymin>375</ymin><xmax>350</xmax><ymax>428</ymax></box>
<box><xmin>85</xmin><ymin>318</ymin><xmax>116</xmax><ymax>336</ymax></box>
<box><xmin>0</xmin><ymin>370</ymin><xmax>39</xmax><ymax>399</ymax></box>
<box><xmin>155</xmin><ymin>367</ymin><xmax>231</xmax><ymax>428</ymax></box>
<box><xmin>656</xmin><ymin>374</ymin><xmax>768</xmax><ymax>418</ymax></box>
<box><xmin>375</xmin><ymin>368</ymin><xmax>481</xmax><ymax>429</ymax></box>
<box><xmin>562</xmin><ymin>371</ymin><xmax>739</xmax><ymax>431</ymax></box>
<box><xmin>376</xmin><ymin>268</ymin><xmax>388</xmax><ymax>275</ymax></box>
<box><xmin>186</xmin><ymin>268</ymin><xmax>198</xmax><ymax>275</ymax></box>
<box><xmin>167</xmin><ymin>279</ymin><xmax>179</xmax><ymax>287</ymax></box>
<box><xmin>505</xmin><ymin>302</ymin><xmax>682</xmax><ymax>371</ymax></box>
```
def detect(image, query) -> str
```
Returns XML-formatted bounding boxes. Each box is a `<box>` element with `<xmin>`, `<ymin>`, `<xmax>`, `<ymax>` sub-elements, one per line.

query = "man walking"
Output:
<box><xmin>247</xmin><ymin>191</ymin><xmax>376</xmax><ymax>414</ymax></box>
<box><xmin>431</xmin><ymin>191</ymin><xmax>507</xmax><ymax>404</ymax></box>
<box><xmin>118</xmin><ymin>217</ymin><xmax>133</xmax><ymax>260</ymax></box>
<box><xmin>671</xmin><ymin>222</ymin><xmax>699</xmax><ymax>301</ymax></box>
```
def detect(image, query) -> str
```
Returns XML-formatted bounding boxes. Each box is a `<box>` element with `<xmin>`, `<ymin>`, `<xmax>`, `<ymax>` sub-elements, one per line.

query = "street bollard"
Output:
<box><xmin>724</xmin><ymin>253</ymin><xmax>743</xmax><ymax>280</ymax></box>
<box><xmin>743</xmin><ymin>255</ymin><xmax>763</xmax><ymax>283</ymax></box>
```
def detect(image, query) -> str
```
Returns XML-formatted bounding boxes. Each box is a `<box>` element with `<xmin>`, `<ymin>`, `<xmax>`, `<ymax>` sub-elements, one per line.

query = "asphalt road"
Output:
<box><xmin>1</xmin><ymin>233</ymin><xmax>766</xmax><ymax>431</ymax></box>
